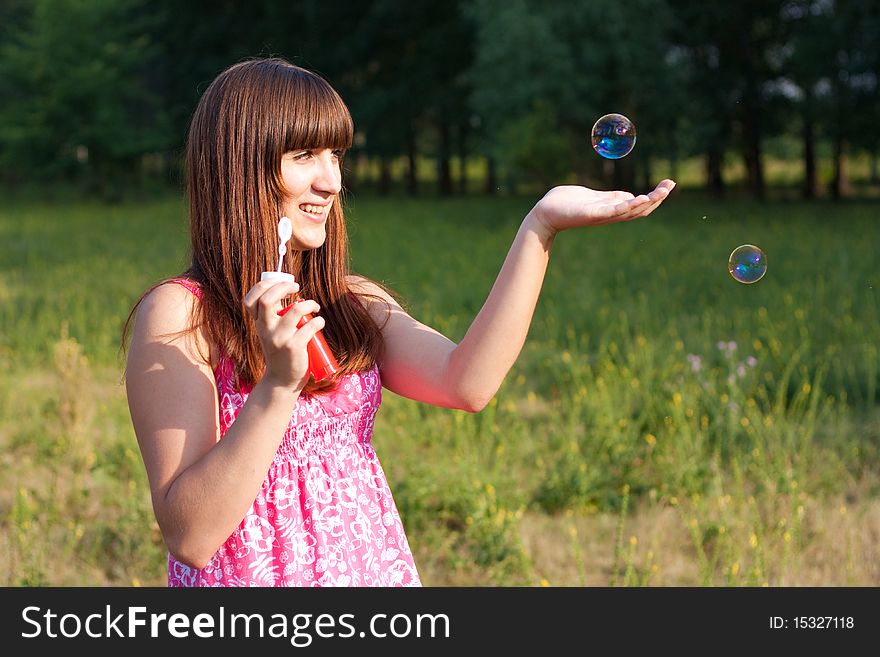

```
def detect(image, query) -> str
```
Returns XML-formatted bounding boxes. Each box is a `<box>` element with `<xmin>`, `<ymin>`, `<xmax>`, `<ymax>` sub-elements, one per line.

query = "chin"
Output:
<box><xmin>291</xmin><ymin>230</ymin><xmax>327</xmax><ymax>252</ymax></box>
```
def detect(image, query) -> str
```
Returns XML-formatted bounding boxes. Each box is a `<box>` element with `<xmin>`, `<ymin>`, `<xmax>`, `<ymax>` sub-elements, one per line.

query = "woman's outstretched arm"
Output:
<box><xmin>358</xmin><ymin>179</ymin><xmax>675</xmax><ymax>411</ymax></box>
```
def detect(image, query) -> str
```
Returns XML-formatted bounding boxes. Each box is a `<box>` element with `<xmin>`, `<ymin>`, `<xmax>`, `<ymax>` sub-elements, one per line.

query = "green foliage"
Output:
<box><xmin>394</xmin><ymin>465</ymin><xmax>530</xmax><ymax>584</ymax></box>
<box><xmin>0</xmin><ymin>0</ymin><xmax>168</xmax><ymax>194</ymax></box>
<box><xmin>495</xmin><ymin>102</ymin><xmax>571</xmax><ymax>187</ymax></box>
<box><xmin>467</xmin><ymin>0</ymin><xmax>681</xmax><ymax>187</ymax></box>
<box><xmin>0</xmin><ymin>0</ymin><xmax>879</xmax><ymax>198</ymax></box>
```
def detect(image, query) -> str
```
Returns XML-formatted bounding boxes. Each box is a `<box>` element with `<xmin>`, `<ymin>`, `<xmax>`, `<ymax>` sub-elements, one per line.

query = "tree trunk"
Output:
<box><xmin>802</xmin><ymin>118</ymin><xmax>816</xmax><ymax>199</ymax></box>
<box><xmin>743</xmin><ymin>116</ymin><xmax>765</xmax><ymax>199</ymax></box>
<box><xmin>737</xmin><ymin>76</ymin><xmax>765</xmax><ymax>200</ymax></box>
<box><xmin>612</xmin><ymin>157</ymin><xmax>636</xmax><ymax>191</ymax></box>
<box><xmin>164</xmin><ymin>151</ymin><xmax>180</xmax><ymax>187</ymax></box>
<box><xmin>379</xmin><ymin>156</ymin><xmax>392</xmax><ymax>196</ymax></box>
<box><xmin>602</xmin><ymin>158</ymin><xmax>614</xmax><ymax>189</ymax></box>
<box><xmin>640</xmin><ymin>154</ymin><xmax>653</xmax><ymax>192</ymax></box>
<box><xmin>437</xmin><ymin>118</ymin><xmax>453</xmax><ymax>197</ymax></box>
<box><xmin>830</xmin><ymin>77</ymin><xmax>850</xmax><ymax>199</ymax></box>
<box><xmin>406</xmin><ymin>126</ymin><xmax>418</xmax><ymax>196</ymax></box>
<box><xmin>801</xmin><ymin>89</ymin><xmax>817</xmax><ymax>199</ymax></box>
<box><xmin>871</xmin><ymin>147</ymin><xmax>878</xmax><ymax>184</ymax></box>
<box><xmin>343</xmin><ymin>154</ymin><xmax>358</xmax><ymax>194</ymax></box>
<box><xmin>485</xmin><ymin>155</ymin><xmax>497</xmax><ymax>195</ymax></box>
<box><xmin>831</xmin><ymin>135</ymin><xmax>850</xmax><ymax>199</ymax></box>
<box><xmin>706</xmin><ymin>147</ymin><xmax>724</xmax><ymax>197</ymax></box>
<box><xmin>457</xmin><ymin>124</ymin><xmax>468</xmax><ymax>196</ymax></box>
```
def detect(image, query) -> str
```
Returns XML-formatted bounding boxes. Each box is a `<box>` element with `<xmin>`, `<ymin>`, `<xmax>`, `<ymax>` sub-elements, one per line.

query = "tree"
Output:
<box><xmin>466</xmin><ymin>0</ymin><xmax>577</xmax><ymax>192</ymax></box>
<box><xmin>467</xmin><ymin>0</ymin><xmax>678</xmax><ymax>192</ymax></box>
<box><xmin>0</xmin><ymin>0</ymin><xmax>167</xmax><ymax>196</ymax></box>
<box><xmin>668</xmin><ymin>0</ymin><xmax>789</xmax><ymax>199</ymax></box>
<box><xmin>329</xmin><ymin>0</ymin><xmax>474</xmax><ymax>196</ymax></box>
<box><xmin>822</xmin><ymin>0</ymin><xmax>879</xmax><ymax>198</ymax></box>
<box><xmin>781</xmin><ymin>1</ymin><xmax>838</xmax><ymax>198</ymax></box>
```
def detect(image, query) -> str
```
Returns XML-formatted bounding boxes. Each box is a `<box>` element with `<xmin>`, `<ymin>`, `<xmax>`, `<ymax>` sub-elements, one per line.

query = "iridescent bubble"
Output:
<box><xmin>728</xmin><ymin>244</ymin><xmax>767</xmax><ymax>284</ymax></box>
<box><xmin>591</xmin><ymin>113</ymin><xmax>637</xmax><ymax>159</ymax></box>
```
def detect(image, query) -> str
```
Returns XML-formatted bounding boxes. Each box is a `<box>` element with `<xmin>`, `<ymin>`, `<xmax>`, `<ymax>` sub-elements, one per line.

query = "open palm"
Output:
<box><xmin>531</xmin><ymin>179</ymin><xmax>676</xmax><ymax>234</ymax></box>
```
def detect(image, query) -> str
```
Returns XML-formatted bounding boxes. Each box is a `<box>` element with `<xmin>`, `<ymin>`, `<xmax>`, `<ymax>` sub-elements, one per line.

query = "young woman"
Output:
<box><xmin>124</xmin><ymin>57</ymin><xmax>675</xmax><ymax>587</ymax></box>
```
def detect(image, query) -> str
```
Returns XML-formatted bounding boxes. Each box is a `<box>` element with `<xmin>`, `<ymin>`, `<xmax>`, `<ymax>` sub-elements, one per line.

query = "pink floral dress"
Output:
<box><xmin>166</xmin><ymin>279</ymin><xmax>421</xmax><ymax>587</ymax></box>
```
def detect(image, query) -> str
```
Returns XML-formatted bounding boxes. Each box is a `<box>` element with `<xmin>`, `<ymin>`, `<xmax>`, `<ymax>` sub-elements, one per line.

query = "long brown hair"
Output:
<box><xmin>125</xmin><ymin>57</ymin><xmax>387</xmax><ymax>393</ymax></box>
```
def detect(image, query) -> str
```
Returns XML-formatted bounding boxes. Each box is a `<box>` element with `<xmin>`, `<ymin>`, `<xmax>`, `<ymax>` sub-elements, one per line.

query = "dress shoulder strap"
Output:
<box><xmin>166</xmin><ymin>277</ymin><xmax>202</xmax><ymax>299</ymax></box>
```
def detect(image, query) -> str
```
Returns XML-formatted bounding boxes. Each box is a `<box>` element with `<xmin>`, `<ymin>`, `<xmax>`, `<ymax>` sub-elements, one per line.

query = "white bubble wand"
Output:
<box><xmin>276</xmin><ymin>216</ymin><xmax>292</xmax><ymax>272</ymax></box>
<box><xmin>264</xmin><ymin>215</ymin><xmax>340</xmax><ymax>381</ymax></box>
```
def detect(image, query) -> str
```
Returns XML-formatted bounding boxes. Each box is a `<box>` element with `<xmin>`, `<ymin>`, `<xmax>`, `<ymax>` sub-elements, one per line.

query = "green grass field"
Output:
<box><xmin>0</xmin><ymin>189</ymin><xmax>878</xmax><ymax>586</ymax></box>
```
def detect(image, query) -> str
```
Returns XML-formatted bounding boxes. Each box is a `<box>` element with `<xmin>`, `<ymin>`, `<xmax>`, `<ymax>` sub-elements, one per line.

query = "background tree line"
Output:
<box><xmin>0</xmin><ymin>0</ymin><xmax>877</xmax><ymax>199</ymax></box>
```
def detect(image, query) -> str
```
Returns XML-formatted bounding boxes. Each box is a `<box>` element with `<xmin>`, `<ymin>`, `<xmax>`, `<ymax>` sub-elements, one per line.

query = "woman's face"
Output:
<box><xmin>279</xmin><ymin>148</ymin><xmax>343</xmax><ymax>251</ymax></box>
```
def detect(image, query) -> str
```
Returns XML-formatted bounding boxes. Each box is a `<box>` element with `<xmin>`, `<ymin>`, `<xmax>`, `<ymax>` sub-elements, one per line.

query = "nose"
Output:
<box><xmin>314</xmin><ymin>150</ymin><xmax>342</xmax><ymax>195</ymax></box>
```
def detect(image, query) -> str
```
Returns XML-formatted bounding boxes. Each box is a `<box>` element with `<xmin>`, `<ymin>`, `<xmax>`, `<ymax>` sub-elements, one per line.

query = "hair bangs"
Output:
<box><xmin>280</xmin><ymin>70</ymin><xmax>353</xmax><ymax>154</ymax></box>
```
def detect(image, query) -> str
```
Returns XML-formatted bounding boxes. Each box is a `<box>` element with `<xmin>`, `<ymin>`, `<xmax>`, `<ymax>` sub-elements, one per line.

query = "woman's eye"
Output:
<box><xmin>283</xmin><ymin>150</ymin><xmax>311</xmax><ymax>162</ymax></box>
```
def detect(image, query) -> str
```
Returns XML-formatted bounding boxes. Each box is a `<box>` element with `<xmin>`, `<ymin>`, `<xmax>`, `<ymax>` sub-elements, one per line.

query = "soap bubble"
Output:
<box><xmin>591</xmin><ymin>113</ymin><xmax>636</xmax><ymax>159</ymax></box>
<box><xmin>728</xmin><ymin>244</ymin><xmax>767</xmax><ymax>284</ymax></box>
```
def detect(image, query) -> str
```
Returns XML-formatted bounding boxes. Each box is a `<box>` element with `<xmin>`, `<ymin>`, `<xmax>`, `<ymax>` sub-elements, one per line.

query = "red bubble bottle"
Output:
<box><xmin>261</xmin><ymin>217</ymin><xmax>339</xmax><ymax>382</ymax></box>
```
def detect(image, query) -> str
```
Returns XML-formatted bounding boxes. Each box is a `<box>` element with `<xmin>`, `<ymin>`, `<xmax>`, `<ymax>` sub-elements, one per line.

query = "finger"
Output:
<box><xmin>648</xmin><ymin>183</ymin><xmax>672</xmax><ymax>201</ymax></box>
<box><xmin>603</xmin><ymin>180</ymin><xmax>674</xmax><ymax>221</ymax></box>
<box><xmin>277</xmin><ymin>299</ymin><xmax>322</xmax><ymax>326</ymax></box>
<box><xmin>657</xmin><ymin>178</ymin><xmax>677</xmax><ymax>193</ymax></box>
<box><xmin>246</xmin><ymin>281</ymin><xmax>300</xmax><ymax>321</ymax></box>
<box><xmin>637</xmin><ymin>198</ymin><xmax>664</xmax><ymax>217</ymax></box>
<box><xmin>631</xmin><ymin>191</ymin><xmax>669</xmax><ymax>218</ymax></box>
<box><xmin>257</xmin><ymin>283</ymin><xmax>300</xmax><ymax>322</ymax></box>
<box><xmin>244</xmin><ymin>279</ymin><xmax>299</xmax><ymax>311</ymax></box>
<box><xmin>643</xmin><ymin>189</ymin><xmax>672</xmax><ymax>213</ymax></box>
<box><xmin>627</xmin><ymin>180</ymin><xmax>674</xmax><ymax>215</ymax></box>
<box><xmin>269</xmin><ymin>303</ymin><xmax>323</xmax><ymax>355</ymax></box>
<box><xmin>619</xmin><ymin>194</ymin><xmax>653</xmax><ymax>219</ymax></box>
<box><xmin>638</xmin><ymin>181</ymin><xmax>676</xmax><ymax>216</ymax></box>
<box><xmin>582</xmin><ymin>190</ymin><xmax>632</xmax><ymax>216</ymax></box>
<box><xmin>290</xmin><ymin>314</ymin><xmax>326</xmax><ymax>348</ymax></box>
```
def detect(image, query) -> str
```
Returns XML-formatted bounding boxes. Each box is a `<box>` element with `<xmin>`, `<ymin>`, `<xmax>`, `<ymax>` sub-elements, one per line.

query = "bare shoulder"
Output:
<box><xmin>346</xmin><ymin>274</ymin><xmax>394</xmax><ymax>301</ymax></box>
<box><xmin>134</xmin><ymin>282</ymin><xmax>198</xmax><ymax>340</ymax></box>
<box><xmin>346</xmin><ymin>274</ymin><xmax>404</xmax><ymax>310</ymax></box>
<box><xmin>129</xmin><ymin>281</ymin><xmax>214</xmax><ymax>368</ymax></box>
<box><xmin>345</xmin><ymin>274</ymin><xmax>405</xmax><ymax>332</ymax></box>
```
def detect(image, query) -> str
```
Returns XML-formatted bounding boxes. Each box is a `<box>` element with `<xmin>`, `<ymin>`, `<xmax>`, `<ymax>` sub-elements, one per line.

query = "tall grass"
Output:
<box><xmin>0</xmin><ymin>191</ymin><xmax>877</xmax><ymax>585</ymax></box>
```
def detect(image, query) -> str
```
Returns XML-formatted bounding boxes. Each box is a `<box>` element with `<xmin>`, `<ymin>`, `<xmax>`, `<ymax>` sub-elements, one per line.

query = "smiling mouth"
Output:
<box><xmin>299</xmin><ymin>203</ymin><xmax>328</xmax><ymax>218</ymax></box>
